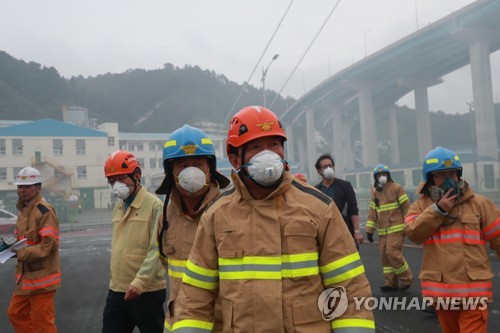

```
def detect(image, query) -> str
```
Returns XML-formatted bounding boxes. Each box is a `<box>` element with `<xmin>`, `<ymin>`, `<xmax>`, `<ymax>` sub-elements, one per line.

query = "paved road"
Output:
<box><xmin>0</xmin><ymin>209</ymin><xmax>499</xmax><ymax>332</ymax></box>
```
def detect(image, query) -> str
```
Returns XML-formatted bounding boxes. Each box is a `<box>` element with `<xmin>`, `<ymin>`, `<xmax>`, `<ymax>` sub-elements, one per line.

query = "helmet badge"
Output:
<box><xmin>181</xmin><ymin>144</ymin><xmax>198</xmax><ymax>155</ymax></box>
<box><xmin>256</xmin><ymin>121</ymin><xmax>274</xmax><ymax>132</ymax></box>
<box><xmin>443</xmin><ymin>159</ymin><xmax>453</xmax><ymax>168</ymax></box>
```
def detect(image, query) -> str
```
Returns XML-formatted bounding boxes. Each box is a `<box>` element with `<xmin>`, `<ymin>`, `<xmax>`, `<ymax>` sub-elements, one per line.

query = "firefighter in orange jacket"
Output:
<box><xmin>173</xmin><ymin>106</ymin><xmax>375</xmax><ymax>332</ymax></box>
<box><xmin>8</xmin><ymin>167</ymin><xmax>61</xmax><ymax>333</ymax></box>
<box><xmin>404</xmin><ymin>147</ymin><xmax>500</xmax><ymax>333</ymax></box>
<box><xmin>155</xmin><ymin>125</ymin><xmax>230</xmax><ymax>332</ymax></box>
<box><xmin>365</xmin><ymin>164</ymin><xmax>413</xmax><ymax>291</ymax></box>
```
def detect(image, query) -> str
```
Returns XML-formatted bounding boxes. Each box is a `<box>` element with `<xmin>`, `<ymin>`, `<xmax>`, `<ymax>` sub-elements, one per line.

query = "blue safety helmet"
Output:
<box><xmin>155</xmin><ymin>124</ymin><xmax>229</xmax><ymax>194</ymax></box>
<box><xmin>373</xmin><ymin>164</ymin><xmax>390</xmax><ymax>179</ymax></box>
<box><xmin>422</xmin><ymin>146</ymin><xmax>462</xmax><ymax>182</ymax></box>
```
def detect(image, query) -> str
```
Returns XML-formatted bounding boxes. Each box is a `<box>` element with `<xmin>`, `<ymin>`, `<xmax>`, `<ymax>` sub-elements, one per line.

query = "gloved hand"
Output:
<box><xmin>366</xmin><ymin>232</ymin><xmax>374</xmax><ymax>243</ymax></box>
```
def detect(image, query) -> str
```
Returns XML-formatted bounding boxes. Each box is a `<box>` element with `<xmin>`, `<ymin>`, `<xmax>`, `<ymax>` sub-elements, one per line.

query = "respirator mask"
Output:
<box><xmin>176</xmin><ymin>167</ymin><xmax>208</xmax><ymax>193</ymax></box>
<box><xmin>378</xmin><ymin>175</ymin><xmax>388</xmax><ymax>186</ymax></box>
<box><xmin>429</xmin><ymin>177</ymin><xmax>463</xmax><ymax>202</ymax></box>
<box><xmin>322</xmin><ymin>167</ymin><xmax>335</xmax><ymax>180</ymax></box>
<box><xmin>112</xmin><ymin>181</ymin><xmax>130</xmax><ymax>200</ymax></box>
<box><xmin>245</xmin><ymin>150</ymin><xmax>284</xmax><ymax>186</ymax></box>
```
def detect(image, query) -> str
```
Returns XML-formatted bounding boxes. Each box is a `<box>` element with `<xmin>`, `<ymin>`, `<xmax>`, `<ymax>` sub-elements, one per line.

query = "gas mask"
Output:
<box><xmin>322</xmin><ymin>167</ymin><xmax>335</xmax><ymax>180</ymax></box>
<box><xmin>112</xmin><ymin>181</ymin><xmax>130</xmax><ymax>200</ymax></box>
<box><xmin>429</xmin><ymin>178</ymin><xmax>463</xmax><ymax>202</ymax></box>
<box><xmin>378</xmin><ymin>175</ymin><xmax>388</xmax><ymax>186</ymax></box>
<box><xmin>176</xmin><ymin>166</ymin><xmax>208</xmax><ymax>193</ymax></box>
<box><xmin>245</xmin><ymin>150</ymin><xmax>284</xmax><ymax>186</ymax></box>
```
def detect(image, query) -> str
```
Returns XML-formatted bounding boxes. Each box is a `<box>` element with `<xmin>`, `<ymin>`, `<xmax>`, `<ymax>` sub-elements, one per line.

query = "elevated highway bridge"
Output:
<box><xmin>279</xmin><ymin>0</ymin><xmax>500</xmax><ymax>185</ymax></box>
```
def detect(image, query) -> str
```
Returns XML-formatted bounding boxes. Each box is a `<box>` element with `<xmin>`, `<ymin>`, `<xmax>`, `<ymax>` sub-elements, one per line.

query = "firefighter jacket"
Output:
<box><xmin>14</xmin><ymin>193</ymin><xmax>60</xmax><ymax>295</ymax></box>
<box><xmin>110</xmin><ymin>186</ymin><xmax>166</xmax><ymax>293</ymax></box>
<box><xmin>404</xmin><ymin>184</ymin><xmax>500</xmax><ymax>301</ymax></box>
<box><xmin>158</xmin><ymin>183</ymin><xmax>223</xmax><ymax>332</ymax></box>
<box><xmin>174</xmin><ymin>171</ymin><xmax>375</xmax><ymax>333</ymax></box>
<box><xmin>366</xmin><ymin>181</ymin><xmax>410</xmax><ymax>236</ymax></box>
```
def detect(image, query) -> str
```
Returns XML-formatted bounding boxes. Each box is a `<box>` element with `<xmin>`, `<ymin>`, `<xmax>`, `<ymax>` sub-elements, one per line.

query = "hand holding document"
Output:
<box><xmin>0</xmin><ymin>238</ymin><xmax>27</xmax><ymax>264</ymax></box>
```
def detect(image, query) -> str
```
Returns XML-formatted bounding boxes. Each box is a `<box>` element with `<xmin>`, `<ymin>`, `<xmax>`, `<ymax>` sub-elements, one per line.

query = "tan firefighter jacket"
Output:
<box><xmin>158</xmin><ymin>183</ymin><xmax>223</xmax><ymax>332</ymax></box>
<box><xmin>365</xmin><ymin>181</ymin><xmax>410</xmax><ymax>236</ymax></box>
<box><xmin>404</xmin><ymin>183</ymin><xmax>500</xmax><ymax>301</ymax></box>
<box><xmin>110</xmin><ymin>186</ymin><xmax>166</xmax><ymax>293</ymax></box>
<box><xmin>14</xmin><ymin>193</ymin><xmax>61</xmax><ymax>295</ymax></box>
<box><xmin>174</xmin><ymin>171</ymin><xmax>375</xmax><ymax>333</ymax></box>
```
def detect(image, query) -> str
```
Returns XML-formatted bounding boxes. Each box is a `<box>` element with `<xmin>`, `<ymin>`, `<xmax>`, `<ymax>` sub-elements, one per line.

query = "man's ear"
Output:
<box><xmin>228</xmin><ymin>154</ymin><xmax>241</xmax><ymax>170</ymax></box>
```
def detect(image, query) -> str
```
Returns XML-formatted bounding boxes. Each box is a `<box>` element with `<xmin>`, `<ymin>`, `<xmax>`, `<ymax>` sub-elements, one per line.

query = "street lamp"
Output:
<box><xmin>261</xmin><ymin>54</ymin><xmax>279</xmax><ymax>107</ymax></box>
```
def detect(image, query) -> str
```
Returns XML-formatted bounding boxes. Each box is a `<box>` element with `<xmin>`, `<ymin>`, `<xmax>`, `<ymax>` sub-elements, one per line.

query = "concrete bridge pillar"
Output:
<box><xmin>414</xmin><ymin>85</ymin><xmax>433</xmax><ymax>160</ymax></box>
<box><xmin>358</xmin><ymin>85</ymin><xmax>378</xmax><ymax>167</ymax></box>
<box><xmin>285</xmin><ymin>125</ymin><xmax>295</xmax><ymax>163</ymax></box>
<box><xmin>388</xmin><ymin>106</ymin><xmax>400</xmax><ymax>164</ymax></box>
<box><xmin>305</xmin><ymin>108</ymin><xmax>317</xmax><ymax>182</ymax></box>
<box><xmin>331</xmin><ymin>106</ymin><xmax>345</xmax><ymax>177</ymax></box>
<box><xmin>454</xmin><ymin>27</ymin><xmax>499</xmax><ymax>160</ymax></box>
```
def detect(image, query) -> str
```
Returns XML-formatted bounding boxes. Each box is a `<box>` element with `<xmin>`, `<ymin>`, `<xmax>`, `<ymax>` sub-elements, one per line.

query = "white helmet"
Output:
<box><xmin>14</xmin><ymin>167</ymin><xmax>43</xmax><ymax>185</ymax></box>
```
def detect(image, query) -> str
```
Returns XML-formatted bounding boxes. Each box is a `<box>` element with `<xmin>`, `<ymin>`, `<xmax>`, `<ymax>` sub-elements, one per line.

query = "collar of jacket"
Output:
<box><xmin>231</xmin><ymin>170</ymin><xmax>292</xmax><ymax>201</ymax></box>
<box><xmin>170</xmin><ymin>182</ymin><xmax>220</xmax><ymax>219</ymax></box>
<box><xmin>117</xmin><ymin>186</ymin><xmax>147</xmax><ymax>211</ymax></box>
<box><xmin>16</xmin><ymin>193</ymin><xmax>43</xmax><ymax>212</ymax></box>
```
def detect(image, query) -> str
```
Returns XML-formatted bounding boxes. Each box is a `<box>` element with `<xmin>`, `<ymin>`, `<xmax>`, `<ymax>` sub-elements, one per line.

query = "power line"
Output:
<box><xmin>268</xmin><ymin>0</ymin><xmax>342</xmax><ymax>110</ymax></box>
<box><xmin>223</xmin><ymin>0</ymin><xmax>295</xmax><ymax>126</ymax></box>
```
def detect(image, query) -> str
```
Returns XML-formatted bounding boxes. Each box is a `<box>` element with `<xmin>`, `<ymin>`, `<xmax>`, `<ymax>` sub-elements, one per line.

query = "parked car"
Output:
<box><xmin>0</xmin><ymin>208</ymin><xmax>17</xmax><ymax>235</ymax></box>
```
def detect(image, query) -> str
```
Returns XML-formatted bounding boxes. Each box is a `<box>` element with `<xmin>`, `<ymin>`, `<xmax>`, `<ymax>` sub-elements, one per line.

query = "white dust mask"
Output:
<box><xmin>112</xmin><ymin>181</ymin><xmax>130</xmax><ymax>200</ymax></box>
<box><xmin>322</xmin><ymin>167</ymin><xmax>335</xmax><ymax>180</ymax></box>
<box><xmin>378</xmin><ymin>175</ymin><xmax>388</xmax><ymax>186</ymax></box>
<box><xmin>177</xmin><ymin>167</ymin><xmax>208</xmax><ymax>193</ymax></box>
<box><xmin>246</xmin><ymin>150</ymin><xmax>284</xmax><ymax>186</ymax></box>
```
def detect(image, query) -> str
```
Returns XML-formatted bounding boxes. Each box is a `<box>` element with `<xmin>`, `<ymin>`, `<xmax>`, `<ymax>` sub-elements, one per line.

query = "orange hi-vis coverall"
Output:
<box><xmin>365</xmin><ymin>181</ymin><xmax>412</xmax><ymax>289</ymax></box>
<box><xmin>8</xmin><ymin>193</ymin><xmax>61</xmax><ymax>333</ymax></box>
<box><xmin>404</xmin><ymin>183</ymin><xmax>500</xmax><ymax>333</ymax></box>
<box><xmin>158</xmin><ymin>183</ymin><xmax>223</xmax><ymax>333</ymax></box>
<box><xmin>174</xmin><ymin>172</ymin><xmax>375</xmax><ymax>333</ymax></box>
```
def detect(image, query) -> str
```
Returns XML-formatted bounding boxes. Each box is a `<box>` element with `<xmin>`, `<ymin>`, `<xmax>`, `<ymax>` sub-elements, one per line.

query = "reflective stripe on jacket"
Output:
<box><xmin>174</xmin><ymin>172</ymin><xmax>374</xmax><ymax>333</ymax></box>
<box><xmin>15</xmin><ymin>194</ymin><xmax>61</xmax><ymax>295</ymax></box>
<box><xmin>365</xmin><ymin>181</ymin><xmax>409</xmax><ymax>236</ymax></box>
<box><xmin>158</xmin><ymin>183</ymin><xmax>222</xmax><ymax>332</ymax></box>
<box><xmin>404</xmin><ymin>184</ymin><xmax>500</xmax><ymax>301</ymax></box>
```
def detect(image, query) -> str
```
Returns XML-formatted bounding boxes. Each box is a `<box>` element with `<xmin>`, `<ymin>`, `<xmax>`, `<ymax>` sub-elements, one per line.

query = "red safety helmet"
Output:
<box><xmin>226</xmin><ymin>106</ymin><xmax>287</xmax><ymax>155</ymax></box>
<box><xmin>104</xmin><ymin>150</ymin><xmax>141</xmax><ymax>177</ymax></box>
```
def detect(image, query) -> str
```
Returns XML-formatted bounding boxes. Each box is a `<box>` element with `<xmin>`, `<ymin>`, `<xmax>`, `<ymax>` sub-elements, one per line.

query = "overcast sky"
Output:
<box><xmin>1</xmin><ymin>0</ymin><xmax>499</xmax><ymax>115</ymax></box>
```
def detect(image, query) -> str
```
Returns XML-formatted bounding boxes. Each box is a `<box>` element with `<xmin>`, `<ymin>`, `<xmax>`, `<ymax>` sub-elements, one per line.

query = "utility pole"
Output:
<box><xmin>467</xmin><ymin>101</ymin><xmax>479</xmax><ymax>189</ymax></box>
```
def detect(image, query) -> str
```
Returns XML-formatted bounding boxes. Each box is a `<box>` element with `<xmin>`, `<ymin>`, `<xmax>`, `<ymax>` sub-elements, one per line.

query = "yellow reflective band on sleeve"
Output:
<box><xmin>398</xmin><ymin>193</ymin><xmax>409</xmax><ymax>203</ymax></box>
<box><xmin>366</xmin><ymin>221</ymin><xmax>377</xmax><ymax>229</ymax></box>
<box><xmin>370</xmin><ymin>201</ymin><xmax>377</xmax><ymax>209</ymax></box>
<box><xmin>172</xmin><ymin>319</ymin><xmax>214</xmax><ymax>332</ymax></box>
<box><xmin>165</xmin><ymin>140</ymin><xmax>177</xmax><ymax>148</ymax></box>
<box><xmin>201</xmin><ymin>138</ymin><xmax>212</xmax><ymax>145</ymax></box>
<box><xmin>164</xmin><ymin>319</ymin><xmax>172</xmax><ymax>332</ymax></box>
<box><xmin>183</xmin><ymin>260</ymin><xmax>219</xmax><ymax>290</ymax></box>
<box><xmin>426</xmin><ymin>158</ymin><xmax>439</xmax><ymax>165</ymax></box>
<box><xmin>167</xmin><ymin>258</ymin><xmax>187</xmax><ymax>279</ymax></box>
<box><xmin>218</xmin><ymin>253</ymin><xmax>320</xmax><ymax>280</ymax></box>
<box><xmin>331</xmin><ymin>318</ymin><xmax>375</xmax><ymax>330</ymax></box>
<box><xmin>320</xmin><ymin>252</ymin><xmax>365</xmax><ymax>285</ymax></box>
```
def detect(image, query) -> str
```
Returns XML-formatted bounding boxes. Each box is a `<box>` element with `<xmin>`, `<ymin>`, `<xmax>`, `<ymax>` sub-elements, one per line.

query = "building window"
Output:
<box><xmin>76</xmin><ymin>139</ymin><xmax>86</xmax><ymax>156</ymax></box>
<box><xmin>77</xmin><ymin>166</ymin><xmax>87</xmax><ymax>179</ymax></box>
<box><xmin>149</xmin><ymin>158</ymin><xmax>157</xmax><ymax>169</ymax></box>
<box><xmin>158</xmin><ymin>158</ymin><xmax>163</xmax><ymax>169</ymax></box>
<box><xmin>392</xmin><ymin>171</ymin><xmax>405</xmax><ymax>186</ymax></box>
<box><xmin>128</xmin><ymin>144</ymin><xmax>135</xmax><ymax>151</ymax></box>
<box><xmin>137</xmin><ymin>144</ymin><xmax>144</xmax><ymax>151</ymax></box>
<box><xmin>137</xmin><ymin>158</ymin><xmax>144</xmax><ymax>167</ymax></box>
<box><xmin>412</xmin><ymin>169</ymin><xmax>422</xmax><ymax>186</ymax></box>
<box><xmin>0</xmin><ymin>168</ymin><xmax>6</xmax><ymax>181</ymax></box>
<box><xmin>484</xmin><ymin>164</ymin><xmax>494</xmax><ymax>189</ymax></box>
<box><xmin>149</xmin><ymin>143</ymin><xmax>156</xmax><ymax>151</ymax></box>
<box><xmin>119</xmin><ymin>141</ymin><xmax>126</xmax><ymax>150</ymax></box>
<box><xmin>0</xmin><ymin>139</ymin><xmax>5</xmax><ymax>156</ymax></box>
<box><xmin>108</xmin><ymin>137</ymin><xmax>115</xmax><ymax>146</ymax></box>
<box><xmin>158</xmin><ymin>143</ymin><xmax>163</xmax><ymax>151</ymax></box>
<box><xmin>12</xmin><ymin>139</ymin><xmax>23</xmax><ymax>156</ymax></box>
<box><xmin>53</xmin><ymin>139</ymin><xmax>63</xmax><ymax>156</ymax></box>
